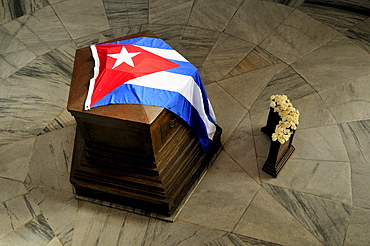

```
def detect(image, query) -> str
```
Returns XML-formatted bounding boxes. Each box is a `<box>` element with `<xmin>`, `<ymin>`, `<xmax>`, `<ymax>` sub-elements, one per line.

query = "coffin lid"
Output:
<box><xmin>67</xmin><ymin>30</ymin><xmax>166</xmax><ymax>125</ymax></box>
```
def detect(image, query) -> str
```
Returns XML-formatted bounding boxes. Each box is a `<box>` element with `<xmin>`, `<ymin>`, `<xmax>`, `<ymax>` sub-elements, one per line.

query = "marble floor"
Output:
<box><xmin>1</xmin><ymin>0</ymin><xmax>370</xmax><ymax>245</ymax></box>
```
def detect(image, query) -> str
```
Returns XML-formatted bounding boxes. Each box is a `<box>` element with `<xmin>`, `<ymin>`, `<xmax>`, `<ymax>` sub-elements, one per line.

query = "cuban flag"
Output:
<box><xmin>84</xmin><ymin>37</ymin><xmax>217</xmax><ymax>151</ymax></box>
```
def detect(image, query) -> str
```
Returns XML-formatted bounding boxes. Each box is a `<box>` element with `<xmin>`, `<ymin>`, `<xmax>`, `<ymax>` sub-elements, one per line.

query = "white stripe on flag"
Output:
<box><xmin>134</xmin><ymin>45</ymin><xmax>189</xmax><ymax>62</ymax></box>
<box><xmin>125</xmin><ymin>71</ymin><xmax>216</xmax><ymax>140</ymax></box>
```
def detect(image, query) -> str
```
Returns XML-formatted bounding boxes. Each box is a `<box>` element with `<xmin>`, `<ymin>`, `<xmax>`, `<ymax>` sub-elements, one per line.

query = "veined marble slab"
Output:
<box><xmin>224</xmin><ymin>113</ymin><xmax>259</xmax><ymax>184</ymax></box>
<box><xmin>5</xmin><ymin>56</ymin><xmax>71</xmax><ymax>108</ymax></box>
<box><xmin>72</xmin><ymin>201</ymin><xmax>166</xmax><ymax>246</ymax></box>
<box><xmin>103</xmin><ymin>0</ymin><xmax>148</xmax><ymax>29</ymax></box>
<box><xmin>0</xmin><ymin>26</ymin><xmax>36</xmax><ymax>79</ymax></box>
<box><xmin>218</xmin><ymin>64</ymin><xmax>281</xmax><ymax>110</ymax></box>
<box><xmin>0</xmin><ymin>215</ymin><xmax>54</xmax><ymax>246</ymax></box>
<box><xmin>3</xmin><ymin>6</ymin><xmax>71</xmax><ymax>56</ymax></box>
<box><xmin>52</xmin><ymin>0</ymin><xmax>109</xmax><ymax>40</ymax></box>
<box><xmin>265</xmin><ymin>0</ymin><xmax>305</xmax><ymax>7</ymax></box>
<box><xmin>319</xmin><ymin>74</ymin><xmax>370</xmax><ymax>123</ymax></box>
<box><xmin>344</xmin><ymin>207</ymin><xmax>370</xmax><ymax>245</ymax></box>
<box><xmin>188</xmin><ymin>0</ymin><xmax>243</xmax><ymax>32</ymax></box>
<box><xmin>263</xmin><ymin>184</ymin><xmax>351</xmax><ymax>246</ymax></box>
<box><xmin>225</xmin><ymin>46</ymin><xmax>281</xmax><ymax>78</ymax></box>
<box><xmin>39</xmin><ymin>109</ymin><xmax>76</xmax><ymax>135</ymax></box>
<box><xmin>28</xmin><ymin>187</ymin><xmax>78</xmax><ymax>246</ymax></box>
<box><xmin>298</xmin><ymin>0</ymin><xmax>370</xmax><ymax>32</ymax></box>
<box><xmin>259</xmin><ymin>159</ymin><xmax>352</xmax><ymax>204</ymax></box>
<box><xmin>346</xmin><ymin>17</ymin><xmax>370</xmax><ymax>54</ymax></box>
<box><xmin>351</xmin><ymin>162</ymin><xmax>370</xmax><ymax>209</ymax></box>
<box><xmin>177</xmin><ymin>151</ymin><xmax>260</xmax><ymax>232</ymax></box>
<box><xmin>234</xmin><ymin>188</ymin><xmax>323</xmax><ymax>246</ymax></box>
<box><xmin>338</xmin><ymin>120</ymin><xmax>370</xmax><ymax>163</ymax></box>
<box><xmin>250</xmin><ymin>65</ymin><xmax>316</xmax><ymax>115</ymax></box>
<box><xmin>151</xmin><ymin>220</ymin><xmax>226</xmax><ymax>246</ymax></box>
<box><xmin>292</xmin><ymin>36</ymin><xmax>370</xmax><ymax>92</ymax></box>
<box><xmin>225</xmin><ymin>0</ymin><xmax>293</xmax><ymax>45</ymax></box>
<box><xmin>0</xmin><ymin>194</ymin><xmax>41</xmax><ymax>238</ymax></box>
<box><xmin>177</xmin><ymin>26</ymin><xmax>220</xmax><ymax>68</ymax></box>
<box><xmin>260</xmin><ymin>10</ymin><xmax>339</xmax><ymax>64</ymax></box>
<box><xmin>200</xmin><ymin>33</ymin><xmax>255</xmax><ymax>82</ymax></box>
<box><xmin>0</xmin><ymin>178</ymin><xmax>28</xmax><ymax>203</ymax></box>
<box><xmin>0</xmin><ymin>0</ymin><xmax>49</xmax><ymax>25</ymax></box>
<box><xmin>149</xmin><ymin>0</ymin><xmax>192</xmax><ymax>25</ymax></box>
<box><xmin>26</xmin><ymin>125</ymin><xmax>76</xmax><ymax>193</ymax></box>
<box><xmin>0</xmin><ymin>137</ymin><xmax>35</xmax><ymax>182</ymax></box>
<box><xmin>0</xmin><ymin>115</ymin><xmax>44</xmax><ymax>146</ymax></box>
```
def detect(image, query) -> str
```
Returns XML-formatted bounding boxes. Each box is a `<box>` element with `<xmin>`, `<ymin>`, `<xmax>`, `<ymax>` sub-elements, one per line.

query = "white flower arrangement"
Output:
<box><xmin>270</xmin><ymin>95</ymin><xmax>299</xmax><ymax>144</ymax></box>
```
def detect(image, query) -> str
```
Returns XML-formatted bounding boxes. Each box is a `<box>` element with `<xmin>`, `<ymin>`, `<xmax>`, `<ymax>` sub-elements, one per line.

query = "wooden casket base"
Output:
<box><xmin>70</xmin><ymin>124</ymin><xmax>222</xmax><ymax>217</ymax></box>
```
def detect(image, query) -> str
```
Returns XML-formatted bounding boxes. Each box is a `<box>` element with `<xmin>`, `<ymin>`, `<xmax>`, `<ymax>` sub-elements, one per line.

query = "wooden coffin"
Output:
<box><xmin>67</xmin><ymin>31</ymin><xmax>222</xmax><ymax>216</ymax></box>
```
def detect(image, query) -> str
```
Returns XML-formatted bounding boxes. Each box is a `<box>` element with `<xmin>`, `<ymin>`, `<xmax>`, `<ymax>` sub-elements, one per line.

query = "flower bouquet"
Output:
<box><xmin>261</xmin><ymin>95</ymin><xmax>299</xmax><ymax>178</ymax></box>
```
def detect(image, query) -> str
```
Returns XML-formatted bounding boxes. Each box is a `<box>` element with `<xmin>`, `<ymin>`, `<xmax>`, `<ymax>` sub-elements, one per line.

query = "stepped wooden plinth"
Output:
<box><xmin>67</xmin><ymin>30</ymin><xmax>222</xmax><ymax>216</ymax></box>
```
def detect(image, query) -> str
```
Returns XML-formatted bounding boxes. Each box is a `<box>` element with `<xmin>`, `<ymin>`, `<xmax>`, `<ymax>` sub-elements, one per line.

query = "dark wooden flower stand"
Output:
<box><xmin>261</xmin><ymin>108</ymin><xmax>295</xmax><ymax>178</ymax></box>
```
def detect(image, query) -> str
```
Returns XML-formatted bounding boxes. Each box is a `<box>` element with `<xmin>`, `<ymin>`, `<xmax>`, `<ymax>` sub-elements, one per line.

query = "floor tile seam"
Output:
<box><xmin>220</xmin><ymin>0</ymin><xmax>246</xmax><ymax>34</ymax></box>
<box><xmin>0</xmin><ymin>186</ymin><xmax>29</xmax><ymax>204</ymax></box>
<box><xmin>214</xmin><ymin>81</ymin><xmax>249</xmax><ymax>111</ymax></box>
<box><xmin>230</xmin><ymin>187</ymin><xmax>261</xmax><ymax>234</ymax></box>
<box><xmin>222</xmin><ymin>148</ymin><xmax>261</xmax><ymax>185</ymax></box>
<box><xmin>249</xmin><ymin>113</ymin><xmax>264</xmax><ymax>184</ymax></box>
<box><xmin>25</xmin><ymin>183</ymin><xmax>77</xmax><ymax>197</ymax></box>
<box><xmin>288</xmin><ymin>157</ymin><xmax>351</xmax><ymax>164</ymax></box>
<box><xmin>174</xmin><ymin>219</ymin><xmax>231</xmax><ymax>234</ymax></box>
<box><xmin>0</xmin><ymin>52</ymin><xmax>38</xmax><ymax>80</ymax></box>
<box><xmin>0</xmin><ymin>213</ymin><xmax>46</xmax><ymax>241</ymax></box>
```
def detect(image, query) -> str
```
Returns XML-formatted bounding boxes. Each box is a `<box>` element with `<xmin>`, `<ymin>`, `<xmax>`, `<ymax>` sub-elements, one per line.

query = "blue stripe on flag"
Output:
<box><xmin>104</xmin><ymin>37</ymin><xmax>174</xmax><ymax>50</ymax></box>
<box><xmin>91</xmin><ymin>83</ymin><xmax>213</xmax><ymax>151</ymax></box>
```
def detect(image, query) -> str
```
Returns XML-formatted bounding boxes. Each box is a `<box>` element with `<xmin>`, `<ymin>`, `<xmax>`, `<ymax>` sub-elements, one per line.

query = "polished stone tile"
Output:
<box><xmin>226</xmin><ymin>46</ymin><xmax>281</xmax><ymax>78</ymax></box>
<box><xmin>0</xmin><ymin>137</ymin><xmax>35</xmax><ymax>182</ymax></box>
<box><xmin>46</xmin><ymin>237</ymin><xmax>63</xmax><ymax>246</ymax></box>
<box><xmin>72</xmin><ymin>201</ymin><xmax>166</xmax><ymax>246</ymax></box>
<box><xmin>28</xmin><ymin>187</ymin><xmax>78</xmax><ymax>246</ymax></box>
<box><xmin>0</xmin><ymin>26</ymin><xmax>36</xmax><ymax>79</ymax></box>
<box><xmin>338</xmin><ymin>120</ymin><xmax>370</xmax><ymax>163</ymax></box>
<box><xmin>218</xmin><ymin>64</ymin><xmax>281</xmax><ymax>110</ymax></box>
<box><xmin>200</xmin><ymin>33</ymin><xmax>255</xmax><ymax>82</ymax></box>
<box><xmin>177</xmin><ymin>26</ymin><xmax>220</xmax><ymax>67</ymax></box>
<box><xmin>290</xmin><ymin>93</ymin><xmax>337</xmax><ymax>129</ymax></box>
<box><xmin>205</xmin><ymin>83</ymin><xmax>248</xmax><ymax>143</ymax></box>
<box><xmin>236</xmin><ymin>234</ymin><xmax>284</xmax><ymax>246</ymax></box>
<box><xmin>52</xmin><ymin>0</ymin><xmax>109</xmax><ymax>40</ymax></box>
<box><xmin>260</xmin><ymin>10</ymin><xmax>339</xmax><ymax>64</ymax></box>
<box><xmin>177</xmin><ymin>151</ymin><xmax>260</xmax><ymax>231</ymax></box>
<box><xmin>224</xmin><ymin>113</ymin><xmax>259</xmax><ymax>183</ymax></box>
<box><xmin>4</xmin><ymin>56</ymin><xmax>71</xmax><ymax>108</ymax></box>
<box><xmin>346</xmin><ymin>17</ymin><xmax>370</xmax><ymax>54</ymax></box>
<box><xmin>0</xmin><ymin>79</ymin><xmax>64</xmax><ymax>124</ymax></box>
<box><xmin>292</xmin><ymin>36</ymin><xmax>370</xmax><ymax>91</ymax></box>
<box><xmin>250</xmin><ymin>64</ymin><xmax>316</xmax><ymax>115</ymax></box>
<box><xmin>151</xmin><ymin>221</ymin><xmax>226</xmax><ymax>246</ymax></box>
<box><xmin>202</xmin><ymin>234</ymin><xmax>246</xmax><ymax>246</ymax></box>
<box><xmin>0</xmin><ymin>178</ymin><xmax>28</xmax><ymax>202</ymax></box>
<box><xmin>266</xmin><ymin>0</ymin><xmax>305</xmax><ymax>7</ymax></box>
<box><xmin>149</xmin><ymin>0</ymin><xmax>192</xmax><ymax>25</ymax></box>
<box><xmin>293</xmin><ymin>124</ymin><xmax>350</xmax><ymax>162</ymax></box>
<box><xmin>319</xmin><ymin>74</ymin><xmax>370</xmax><ymax>123</ymax></box>
<box><xmin>41</xmin><ymin>41</ymin><xmax>77</xmax><ymax>82</ymax></box>
<box><xmin>39</xmin><ymin>109</ymin><xmax>76</xmax><ymax>135</ymax></box>
<box><xmin>234</xmin><ymin>189</ymin><xmax>323</xmax><ymax>246</ymax></box>
<box><xmin>0</xmin><ymin>214</ymin><xmax>54</xmax><ymax>246</ymax></box>
<box><xmin>351</xmin><ymin>162</ymin><xmax>370</xmax><ymax>209</ymax></box>
<box><xmin>3</xmin><ymin>6</ymin><xmax>71</xmax><ymax>56</ymax></box>
<box><xmin>26</xmin><ymin>125</ymin><xmax>76</xmax><ymax>193</ymax></box>
<box><xmin>0</xmin><ymin>194</ymin><xmax>41</xmax><ymax>238</ymax></box>
<box><xmin>103</xmin><ymin>0</ymin><xmax>148</xmax><ymax>29</ymax></box>
<box><xmin>298</xmin><ymin>0</ymin><xmax>370</xmax><ymax>32</ymax></box>
<box><xmin>0</xmin><ymin>115</ymin><xmax>44</xmax><ymax>146</ymax></box>
<box><xmin>188</xmin><ymin>0</ymin><xmax>243</xmax><ymax>32</ymax></box>
<box><xmin>225</xmin><ymin>0</ymin><xmax>293</xmax><ymax>45</ymax></box>
<box><xmin>263</xmin><ymin>184</ymin><xmax>351</xmax><ymax>246</ymax></box>
<box><xmin>344</xmin><ymin>207</ymin><xmax>370</xmax><ymax>245</ymax></box>
<box><xmin>0</xmin><ymin>0</ymin><xmax>49</xmax><ymax>24</ymax></box>
<box><xmin>74</xmin><ymin>31</ymin><xmax>112</xmax><ymax>48</ymax></box>
<box><xmin>259</xmin><ymin>159</ymin><xmax>352</xmax><ymax>204</ymax></box>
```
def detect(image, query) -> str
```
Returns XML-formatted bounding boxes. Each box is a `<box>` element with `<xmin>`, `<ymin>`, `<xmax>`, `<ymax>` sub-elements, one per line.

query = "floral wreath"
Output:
<box><xmin>270</xmin><ymin>95</ymin><xmax>299</xmax><ymax>144</ymax></box>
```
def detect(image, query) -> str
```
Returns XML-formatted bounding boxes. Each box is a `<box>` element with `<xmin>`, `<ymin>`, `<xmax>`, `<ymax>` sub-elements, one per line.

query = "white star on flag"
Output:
<box><xmin>108</xmin><ymin>46</ymin><xmax>141</xmax><ymax>69</ymax></box>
